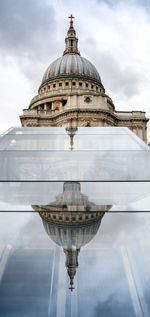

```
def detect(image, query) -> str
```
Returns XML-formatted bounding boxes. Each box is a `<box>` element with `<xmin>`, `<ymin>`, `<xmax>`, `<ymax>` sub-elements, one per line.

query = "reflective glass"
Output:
<box><xmin>0</xmin><ymin>181</ymin><xmax>150</xmax><ymax>211</ymax></box>
<box><xmin>0</xmin><ymin>127</ymin><xmax>150</xmax><ymax>211</ymax></box>
<box><xmin>0</xmin><ymin>211</ymin><xmax>150</xmax><ymax>316</ymax></box>
<box><xmin>6</xmin><ymin>126</ymin><xmax>130</xmax><ymax>135</ymax></box>
<box><xmin>0</xmin><ymin>134</ymin><xmax>146</xmax><ymax>151</ymax></box>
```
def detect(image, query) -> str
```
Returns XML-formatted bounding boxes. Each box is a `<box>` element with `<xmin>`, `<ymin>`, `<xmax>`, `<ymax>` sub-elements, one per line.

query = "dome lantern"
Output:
<box><xmin>63</xmin><ymin>15</ymin><xmax>80</xmax><ymax>56</ymax></box>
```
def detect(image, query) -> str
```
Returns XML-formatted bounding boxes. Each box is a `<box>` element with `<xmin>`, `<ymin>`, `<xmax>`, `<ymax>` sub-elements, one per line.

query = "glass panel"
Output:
<box><xmin>0</xmin><ymin>212</ymin><xmax>150</xmax><ymax>316</ymax></box>
<box><xmin>7</xmin><ymin>127</ymin><xmax>130</xmax><ymax>135</ymax></box>
<box><xmin>0</xmin><ymin>127</ymin><xmax>150</xmax><ymax>315</ymax></box>
<box><xmin>77</xmin><ymin>249</ymin><xmax>137</xmax><ymax>317</ymax></box>
<box><xmin>0</xmin><ymin>126</ymin><xmax>150</xmax><ymax>211</ymax></box>
<box><xmin>0</xmin><ymin>249</ymin><xmax>54</xmax><ymax>315</ymax></box>
<box><xmin>0</xmin><ymin>151</ymin><xmax>150</xmax><ymax>181</ymax></box>
<box><xmin>0</xmin><ymin>181</ymin><xmax>150</xmax><ymax>211</ymax></box>
<box><xmin>0</xmin><ymin>134</ymin><xmax>146</xmax><ymax>151</ymax></box>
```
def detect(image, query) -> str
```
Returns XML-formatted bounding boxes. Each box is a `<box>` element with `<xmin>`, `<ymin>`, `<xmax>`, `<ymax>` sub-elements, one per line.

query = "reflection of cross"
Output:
<box><xmin>68</xmin><ymin>14</ymin><xmax>74</xmax><ymax>27</ymax></box>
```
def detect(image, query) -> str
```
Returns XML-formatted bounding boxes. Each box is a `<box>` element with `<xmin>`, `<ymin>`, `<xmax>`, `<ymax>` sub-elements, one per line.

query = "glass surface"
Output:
<box><xmin>0</xmin><ymin>134</ymin><xmax>146</xmax><ymax>151</ymax></box>
<box><xmin>0</xmin><ymin>211</ymin><xmax>150</xmax><ymax>316</ymax></box>
<box><xmin>0</xmin><ymin>126</ymin><xmax>150</xmax><ymax>211</ymax></box>
<box><xmin>0</xmin><ymin>127</ymin><xmax>150</xmax><ymax>314</ymax></box>
<box><xmin>0</xmin><ymin>181</ymin><xmax>150</xmax><ymax>211</ymax></box>
<box><xmin>0</xmin><ymin>150</ymin><xmax>150</xmax><ymax>181</ymax></box>
<box><xmin>6</xmin><ymin>126</ymin><xmax>131</xmax><ymax>135</ymax></box>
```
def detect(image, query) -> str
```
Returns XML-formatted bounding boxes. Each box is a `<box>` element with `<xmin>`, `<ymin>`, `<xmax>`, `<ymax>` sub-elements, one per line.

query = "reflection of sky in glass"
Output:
<box><xmin>0</xmin><ymin>249</ymin><xmax>54</xmax><ymax>316</ymax></box>
<box><xmin>0</xmin><ymin>213</ymin><xmax>149</xmax><ymax>315</ymax></box>
<box><xmin>77</xmin><ymin>250</ymin><xmax>136</xmax><ymax>317</ymax></box>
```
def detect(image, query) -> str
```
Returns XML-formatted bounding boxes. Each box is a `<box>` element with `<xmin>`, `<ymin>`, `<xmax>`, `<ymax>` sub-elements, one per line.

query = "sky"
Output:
<box><xmin>0</xmin><ymin>0</ymin><xmax>150</xmax><ymax>138</ymax></box>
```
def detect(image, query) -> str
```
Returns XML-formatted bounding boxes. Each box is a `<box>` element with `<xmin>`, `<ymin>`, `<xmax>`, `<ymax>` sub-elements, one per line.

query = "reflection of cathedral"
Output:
<box><xmin>39</xmin><ymin>210</ymin><xmax>105</xmax><ymax>291</ymax></box>
<box><xmin>20</xmin><ymin>16</ymin><xmax>148</xmax><ymax>142</ymax></box>
<box><xmin>32</xmin><ymin>181</ymin><xmax>112</xmax><ymax>212</ymax></box>
<box><xmin>33</xmin><ymin>182</ymin><xmax>111</xmax><ymax>290</ymax></box>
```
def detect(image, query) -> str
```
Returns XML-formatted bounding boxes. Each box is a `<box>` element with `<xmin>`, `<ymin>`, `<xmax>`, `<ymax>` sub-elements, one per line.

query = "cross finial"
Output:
<box><xmin>68</xmin><ymin>14</ymin><xmax>74</xmax><ymax>27</ymax></box>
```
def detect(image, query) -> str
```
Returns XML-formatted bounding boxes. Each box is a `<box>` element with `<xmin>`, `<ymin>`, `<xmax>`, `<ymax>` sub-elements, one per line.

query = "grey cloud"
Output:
<box><xmin>93</xmin><ymin>294</ymin><xmax>134</xmax><ymax>317</ymax></box>
<box><xmin>97</xmin><ymin>0</ymin><xmax>150</xmax><ymax>9</ymax></box>
<box><xmin>0</xmin><ymin>0</ymin><xmax>56</xmax><ymax>60</ymax></box>
<box><xmin>97</xmin><ymin>212</ymin><xmax>150</xmax><ymax>248</ymax></box>
<box><xmin>84</xmin><ymin>43</ymin><xmax>144</xmax><ymax>99</ymax></box>
<box><xmin>97</xmin><ymin>53</ymin><xmax>143</xmax><ymax>98</ymax></box>
<box><xmin>17</xmin><ymin>213</ymin><xmax>52</xmax><ymax>248</ymax></box>
<box><xmin>0</xmin><ymin>0</ymin><xmax>61</xmax><ymax>88</ymax></box>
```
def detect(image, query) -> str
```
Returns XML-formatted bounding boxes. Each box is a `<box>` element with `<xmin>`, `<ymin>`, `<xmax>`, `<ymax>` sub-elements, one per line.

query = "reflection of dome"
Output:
<box><xmin>42</xmin><ymin>54</ymin><xmax>101</xmax><ymax>85</ymax></box>
<box><xmin>42</xmin><ymin>214</ymin><xmax>102</xmax><ymax>250</ymax></box>
<box><xmin>40</xmin><ymin>211</ymin><xmax>105</xmax><ymax>291</ymax></box>
<box><xmin>33</xmin><ymin>181</ymin><xmax>111</xmax><ymax>291</ymax></box>
<box><xmin>33</xmin><ymin>181</ymin><xmax>111</xmax><ymax>212</ymax></box>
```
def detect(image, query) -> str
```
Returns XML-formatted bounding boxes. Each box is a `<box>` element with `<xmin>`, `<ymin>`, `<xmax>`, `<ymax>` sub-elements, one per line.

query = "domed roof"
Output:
<box><xmin>42</xmin><ymin>217</ymin><xmax>101</xmax><ymax>249</ymax></box>
<box><xmin>41</xmin><ymin>17</ymin><xmax>101</xmax><ymax>85</ymax></box>
<box><xmin>42</xmin><ymin>54</ymin><xmax>101</xmax><ymax>84</ymax></box>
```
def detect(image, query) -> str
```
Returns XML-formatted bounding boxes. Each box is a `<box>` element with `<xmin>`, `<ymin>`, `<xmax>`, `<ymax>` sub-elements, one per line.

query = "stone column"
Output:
<box><xmin>143</xmin><ymin>126</ymin><xmax>147</xmax><ymax>143</ymax></box>
<box><xmin>44</xmin><ymin>103</ymin><xmax>47</xmax><ymax>114</ymax></box>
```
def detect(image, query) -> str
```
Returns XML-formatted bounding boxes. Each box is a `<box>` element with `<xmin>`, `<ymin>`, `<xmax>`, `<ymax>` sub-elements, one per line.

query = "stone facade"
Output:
<box><xmin>20</xmin><ymin>17</ymin><xmax>149</xmax><ymax>143</ymax></box>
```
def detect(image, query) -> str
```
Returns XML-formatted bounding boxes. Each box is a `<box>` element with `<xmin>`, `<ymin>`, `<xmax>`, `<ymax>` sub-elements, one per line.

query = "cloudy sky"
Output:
<box><xmin>0</xmin><ymin>0</ymin><xmax>150</xmax><ymax>138</ymax></box>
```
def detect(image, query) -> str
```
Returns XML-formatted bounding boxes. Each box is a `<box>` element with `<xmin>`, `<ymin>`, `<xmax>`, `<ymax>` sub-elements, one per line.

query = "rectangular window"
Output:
<box><xmin>59</xmin><ymin>83</ymin><xmax>62</xmax><ymax>87</ymax></box>
<box><xmin>53</xmin><ymin>84</ymin><xmax>56</xmax><ymax>88</ymax></box>
<box><xmin>79</xmin><ymin>82</ymin><xmax>82</xmax><ymax>87</ymax></box>
<box><xmin>86</xmin><ymin>83</ymin><xmax>88</xmax><ymax>88</ymax></box>
<box><xmin>70</xmin><ymin>39</ymin><xmax>73</xmax><ymax>47</ymax></box>
<box><xmin>91</xmin><ymin>84</ymin><xmax>94</xmax><ymax>89</ymax></box>
<box><xmin>72</xmin><ymin>82</ymin><xmax>76</xmax><ymax>86</ymax></box>
<box><xmin>65</xmin><ymin>82</ymin><xmax>69</xmax><ymax>86</ymax></box>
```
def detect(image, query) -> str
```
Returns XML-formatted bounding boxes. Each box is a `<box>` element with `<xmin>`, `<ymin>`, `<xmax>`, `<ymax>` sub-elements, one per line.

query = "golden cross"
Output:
<box><xmin>68</xmin><ymin>14</ymin><xmax>74</xmax><ymax>27</ymax></box>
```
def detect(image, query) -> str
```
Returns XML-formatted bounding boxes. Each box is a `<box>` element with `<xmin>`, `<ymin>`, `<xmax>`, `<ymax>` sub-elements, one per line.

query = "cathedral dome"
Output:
<box><xmin>42</xmin><ymin>54</ymin><xmax>101</xmax><ymax>85</ymax></box>
<box><xmin>42</xmin><ymin>216</ymin><xmax>102</xmax><ymax>249</ymax></box>
<box><xmin>41</xmin><ymin>15</ymin><xmax>101</xmax><ymax>86</ymax></box>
